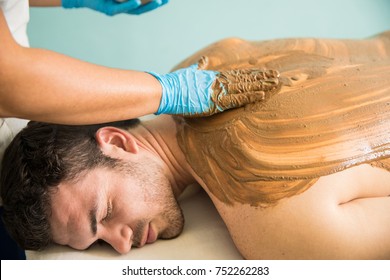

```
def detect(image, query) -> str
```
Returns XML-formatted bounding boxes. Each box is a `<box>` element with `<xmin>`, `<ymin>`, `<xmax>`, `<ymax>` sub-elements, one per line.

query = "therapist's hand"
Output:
<box><xmin>62</xmin><ymin>0</ymin><xmax>168</xmax><ymax>16</ymax></box>
<box><xmin>149</xmin><ymin>59</ymin><xmax>281</xmax><ymax>117</ymax></box>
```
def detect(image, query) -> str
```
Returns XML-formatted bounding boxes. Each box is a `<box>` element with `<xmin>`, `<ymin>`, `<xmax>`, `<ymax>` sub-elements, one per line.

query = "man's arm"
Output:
<box><xmin>1</xmin><ymin>2</ymin><xmax>270</xmax><ymax>123</ymax></box>
<box><xmin>0</xmin><ymin>10</ymin><xmax>161</xmax><ymax>124</ymax></box>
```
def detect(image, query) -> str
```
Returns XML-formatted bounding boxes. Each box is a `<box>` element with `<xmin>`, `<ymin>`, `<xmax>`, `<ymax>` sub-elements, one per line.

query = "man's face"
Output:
<box><xmin>49</xmin><ymin>159</ymin><xmax>184</xmax><ymax>254</ymax></box>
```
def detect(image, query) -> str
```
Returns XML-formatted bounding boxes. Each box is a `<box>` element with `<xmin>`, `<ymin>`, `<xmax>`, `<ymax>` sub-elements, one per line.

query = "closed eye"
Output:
<box><xmin>103</xmin><ymin>200</ymin><xmax>112</xmax><ymax>221</ymax></box>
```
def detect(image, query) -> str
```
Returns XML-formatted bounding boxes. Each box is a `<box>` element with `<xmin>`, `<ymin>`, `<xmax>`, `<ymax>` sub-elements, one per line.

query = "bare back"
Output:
<box><xmin>175</xmin><ymin>33</ymin><xmax>390</xmax><ymax>259</ymax></box>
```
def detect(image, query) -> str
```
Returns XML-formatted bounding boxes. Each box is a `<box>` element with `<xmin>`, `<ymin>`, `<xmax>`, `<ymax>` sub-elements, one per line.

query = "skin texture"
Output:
<box><xmin>17</xmin><ymin>33</ymin><xmax>390</xmax><ymax>259</ymax></box>
<box><xmin>48</xmin><ymin>121</ymin><xmax>192</xmax><ymax>254</ymax></box>
<box><xmin>173</xmin><ymin>34</ymin><xmax>390</xmax><ymax>259</ymax></box>
<box><xmin>50</xmin><ymin>167</ymin><xmax>184</xmax><ymax>254</ymax></box>
<box><xmin>0</xmin><ymin>4</ymin><xmax>267</xmax><ymax>124</ymax></box>
<box><xmin>175</xmin><ymin>34</ymin><xmax>390</xmax><ymax>207</ymax></box>
<box><xmin>0</xmin><ymin>10</ymin><xmax>161</xmax><ymax>124</ymax></box>
<box><xmin>47</xmin><ymin>114</ymin><xmax>390</xmax><ymax>259</ymax></box>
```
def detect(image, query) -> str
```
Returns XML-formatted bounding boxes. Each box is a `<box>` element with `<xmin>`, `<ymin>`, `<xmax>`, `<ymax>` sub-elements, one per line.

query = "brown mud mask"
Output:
<box><xmin>175</xmin><ymin>34</ymin><xmax>390</xmax><ymax>207</ymax></box>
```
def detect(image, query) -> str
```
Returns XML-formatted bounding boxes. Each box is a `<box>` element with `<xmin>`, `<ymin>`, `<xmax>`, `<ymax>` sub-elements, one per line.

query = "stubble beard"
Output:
<box><xmin>119</xmin><ymin>158</ymin><xmax>185</xmax><ymax>247</ymax></box>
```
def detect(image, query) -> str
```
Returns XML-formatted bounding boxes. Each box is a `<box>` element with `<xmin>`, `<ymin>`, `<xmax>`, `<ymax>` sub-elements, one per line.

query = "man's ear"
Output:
<box><xmin>95</xmin><ymin>127</ymin><xmax>139</xmax><ymax>154</ymax></box>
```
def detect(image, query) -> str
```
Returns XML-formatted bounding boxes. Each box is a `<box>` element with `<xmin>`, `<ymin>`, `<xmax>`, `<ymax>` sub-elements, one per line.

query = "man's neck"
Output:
<box><xmin>128</xmin><ymin>115</ymin><xmax>196</xmax><ymax>198</ymax></box>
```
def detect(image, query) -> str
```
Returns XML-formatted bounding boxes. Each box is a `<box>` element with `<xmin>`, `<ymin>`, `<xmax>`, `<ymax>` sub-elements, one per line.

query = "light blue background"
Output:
<box><xmin>28</xmin><ymin>0</ymin><xmax>390</xmax><ymax>73</ymax></box>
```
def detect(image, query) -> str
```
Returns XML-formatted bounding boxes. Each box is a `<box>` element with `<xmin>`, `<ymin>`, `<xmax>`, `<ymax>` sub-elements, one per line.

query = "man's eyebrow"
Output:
<box><xmin>89</xmin><ymin>206</ymin><xmax>97</xmax><ymax>236</ymax></box>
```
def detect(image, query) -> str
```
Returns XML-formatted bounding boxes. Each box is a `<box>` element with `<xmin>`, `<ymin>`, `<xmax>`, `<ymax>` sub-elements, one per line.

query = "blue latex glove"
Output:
<box><xmin>62</xmin><ymin>0</ymin><xmax>169</xmax><ymax>16</ymax></box>
<box><xmin>149</xmin><ymin>63</ymin><xmax>281</xmax><ymax>117</ymax></box>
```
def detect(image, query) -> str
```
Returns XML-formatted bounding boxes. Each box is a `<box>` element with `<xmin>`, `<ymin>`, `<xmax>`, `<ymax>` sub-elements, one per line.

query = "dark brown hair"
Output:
<box><xmin>0</xmin><ymin>119</ymin><xmax>140</xmax><ymax>250</ymax></box>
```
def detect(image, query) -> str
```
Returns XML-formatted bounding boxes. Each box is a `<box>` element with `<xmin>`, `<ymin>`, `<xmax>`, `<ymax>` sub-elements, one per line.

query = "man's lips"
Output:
<box><xmin>139</xmin><ymin>223</ymin><xmax>157</xmax><ymax>247</ymax></box>
<box><xmin>146</xmin><ymin>223</ymin><xmax>157</xmax><ymax>244</ymax></box>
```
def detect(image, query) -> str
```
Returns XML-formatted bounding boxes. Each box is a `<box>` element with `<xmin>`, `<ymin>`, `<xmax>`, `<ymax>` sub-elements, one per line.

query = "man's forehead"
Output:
<box><xmin>50</xmin><ymin>179</ymin><xmax>99</xmax><ymax>243</ymax></box>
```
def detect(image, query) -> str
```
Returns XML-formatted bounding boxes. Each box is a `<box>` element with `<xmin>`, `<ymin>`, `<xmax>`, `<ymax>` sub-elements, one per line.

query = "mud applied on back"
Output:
<box><xmin>175</xmin><ymin>34</ymin><xmax>390</xmax><ymax>207</ymax></box>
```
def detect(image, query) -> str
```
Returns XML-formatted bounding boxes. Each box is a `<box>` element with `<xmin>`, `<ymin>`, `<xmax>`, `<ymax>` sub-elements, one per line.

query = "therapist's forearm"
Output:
<box><xmin>29</xmin><ymin>0</ymin><xmax>61</xmax><ymax>7</ymax></box>
<box><xmin>0</xmin><ymin>14</ymin><xmax>161</xmax><ymax>125</ymax></box>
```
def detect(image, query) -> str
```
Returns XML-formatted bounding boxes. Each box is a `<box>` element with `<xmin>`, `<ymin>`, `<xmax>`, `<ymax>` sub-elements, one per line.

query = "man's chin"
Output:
<box><xmin>160</xmin><ymin>220</ymin><xmax>185</xmax><ymax>240</ymax></box>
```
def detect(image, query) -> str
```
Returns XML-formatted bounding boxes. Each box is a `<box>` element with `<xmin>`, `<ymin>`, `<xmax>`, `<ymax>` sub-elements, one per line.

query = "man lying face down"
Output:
<box><xmin>2</xmin><ymin>31</ymin><xmax>390</xmax><ymax>259</ymax></box>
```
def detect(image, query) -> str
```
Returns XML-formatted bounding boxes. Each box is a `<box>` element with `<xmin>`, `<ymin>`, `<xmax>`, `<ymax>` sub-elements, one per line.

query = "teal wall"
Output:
<box><xmin>28</xmin><ymin>0</ymin><xmax>390</xmax><ymax>73</ymax></box>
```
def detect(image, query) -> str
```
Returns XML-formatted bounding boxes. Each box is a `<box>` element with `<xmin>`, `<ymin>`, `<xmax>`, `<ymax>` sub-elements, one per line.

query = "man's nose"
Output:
<box><xmin>102</xmin><ymin>224</ymin><xmax>133</xmax><ymax>254</ymax></box>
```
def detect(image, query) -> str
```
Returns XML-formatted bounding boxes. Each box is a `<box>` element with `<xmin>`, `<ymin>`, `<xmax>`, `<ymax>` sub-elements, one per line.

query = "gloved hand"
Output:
<box><xmin>62</xmin><ymin>0</ymin><xmax>169</xmax><ymax>16</ymax></box>
<box><xmin>149</xmin><ymin>61</ymin><xmax>281</xmax><ymax>117</ymax></box>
